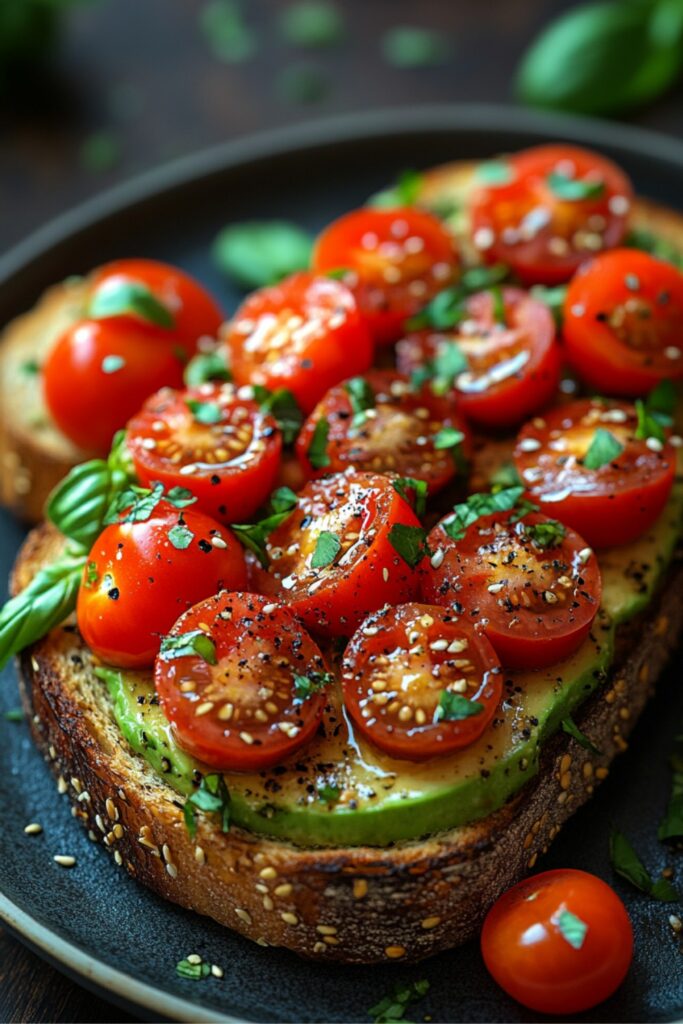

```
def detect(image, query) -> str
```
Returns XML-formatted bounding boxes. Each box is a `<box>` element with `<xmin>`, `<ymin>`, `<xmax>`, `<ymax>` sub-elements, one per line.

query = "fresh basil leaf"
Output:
<box><xmin>231</xmin><ymin>487</ymin><xmax>298</xmax><ymax>567</ymax></box>
<box><xmin>186</xmin><ymin>398</ymin><xmax>224</xmax><ymax>425</ymax></box>
<box><xmin>3</xmin><ymin>708</ymin><xmax>24</xmax><ymax>722</ymax></box>
<box><xmin>516</xmin><ymin>0</ymin><xmax>683</xmax><ymax>116</ymax></box>
<box><xmin>547</xmin><ymin>169</ymin><xmax>605</xmax><ymax>201</ymax></box>
<box><xmin>369</xmin><ymin>169</ymin><xmax>424</xmax><ymax>209</ymax></box>
<box><xmin>561</xmin><ymin>716</ymin><xmax>603</xmax><ymax>756</ymax></box>
<box><xmin>433</xmin><ymin>426</ymin><xmax>465</xmax><ymax>451</ymax></box>
<box><xmin>523</xmin><ymin>518</ymin><xmax>567</xmax><ymax>550</ymax></box>
<box><xmin>392</xmin><ymin>477</ymin><xmax>428</xmax><ymax>518</ymax></box>
<box><xmin>106</xmin><ymin>481</ymin><xmax>196</xmax><ymax>525</ymax></box>
<box><xmin>635</xmin><ymin>399</ymin><xmax>667</xmax><ymax>444</ymax></box>
<box><xmin>557</xmin><ymin>909</ymin><xmax>588</xmax><ymax>950</ymax></box>
<box><xmin>583</xmin><ymin>428</ymin><xmax>624</xmax><ymax>470</ymax></box>
<box><xmin>311</xmin><ymin>530</ymin><xmax>341</xmax><ymax>569</ymax></box>
<box><xmin>279</xmin><ymin>1</ymin><xmax>344</xmax><ymax>48</ymax></box>
<box><xmin>407</xmin><ymin>263</ymin><xmax>509</xmax><ymax>331</ymax></box>
<box><xmin>435</xmin><ymin>691</ymin><xmax>484</xmax><ymax>722</ymax></box>
<box><xmin>184</xmin><ymin>772</ymin><xmax>231</xmax><ymax>839</ymax></box>
<box><xmin>345</xmin><ymin>376</ymin><xmax>375</xmax><ymax>428</ymax></box>
<box><xmin>369</xmin><ymin>979</ymin><xmax>430</xmax><ymax>1024</ymax></box>
<box><xmin>625</xmin><ymin>227</ymin><xmax>683</xmax><ymax>269</ymax></box>
<box><xmin>0</xmin><ymin>551</ymin><xmax>86</xmax><ymax>671</ymax></box>
<box><xmin>184</xmin><ymin>350</ymin><xmax>231</xmax><ymax>387</ymax></box>
<box><xmin>307</xmin><ymin>416</ymin><xmax>331</xmax><ymax>469</ymax></box>
<box><xmin>176</xmin><ymin>958</ymin><xmax>211</xmax><ymax>980</ymax></box>
<box><xmin>293</xmin><ymin>669</ymin><xmax>334</xmax><ymax>703</ymax></box>
<box><xmin>168</xmin><ymin>523</ymin><xmax>194</xmax><ymax>550</ymax></box>
<box><xmin>165</xmin><ymin>486</ymin><xmax>197</xmax><ymax>509</ymax></box>
<box><xmin>159</xmin><ymin>630</ymin><xmax>217</xmax><ymax>666</ymax></box>
<box><xmin>381</xmin><ymin>25</ymin><xmax>450</xmax><ymax>68</ymax></box>
<box><xmin>47</xmin><ymin>458</ymin><xmax>116</xmax><ymax>549</ymax></box>
<box><xmin>253</xmin><ymin>386</ymin><xmax>304</xmax><ymax>446</ymax></box>
<box><xmin>388</xmin><ymin>523</ymin><xmax>430</xmax><ymax>568</ymax></box>
<box><xmin>89</xmin><ymin>280</ymin><xmax>175</xmax><ymax>329</ymax></box>
<box><xmin>442</xmin><ymin>486</ymin><xmax>525</xmax><ymax>541</ymax></box>
<box><xmin>213</xmin><ymin>221</ymin><xmax>312</xmax><ymax>289</ymax></box>
<box><xmin>610</xmin><ymin>828</ymin><xmax>679</xmax><ymax>901</ymax></box>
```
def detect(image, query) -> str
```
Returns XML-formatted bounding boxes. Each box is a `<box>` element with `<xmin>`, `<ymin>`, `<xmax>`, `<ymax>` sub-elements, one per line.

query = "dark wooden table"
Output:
<box><xmin>1</xmin><ymin>1</ymin><xmax>682</xmax><ymax>1020</ymax></box>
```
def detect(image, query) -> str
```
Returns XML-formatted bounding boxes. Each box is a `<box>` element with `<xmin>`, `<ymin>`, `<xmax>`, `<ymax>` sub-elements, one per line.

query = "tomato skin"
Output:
<box><xmin>126</xmin><ymin>384</ymin><xmax>282</xmax><ymax>523</ymax></box>
<box><xmin>470</xmin><ymin>145</ymin><xmax>633</xmax><ymax>285</ymax></box>
<box><xmin>342</xmin><ymin>603</ymin><xmax>502</xmax><ymax>761</ymax></box>
<box><xmin>77</xmin><ymin>501</ymin><xmax>247</xmax><ymax>668</ymax></box>
<box><xmin>396</xmin><ymin>288</ymin><xmax>561</xmax><ymax>429</ymax></box>
<box><xmin>155</xmin><ymin>592</ymin><xmax>328</xmax><ymax>771</ymax></box>
<box><xmin>249</xmin><ymin>472</ymin><xmax>424</xmax><ymax>635</ymax></box>
<box><xmin>312</xmin><ymin>207</ymin><xmax>460</xmax><ymax>344</ymax></box>
<box><xmin>43</xmin><ymin>319</ymin><xmax>187</xmax><ymax>455</ymax></box>
<box><xmin>514</xmin><ymin>398</ymin><xmax>676</xmax><ymax>548</ymax></box>
<box><xmin>482</xmin><ymin>869</ymin><xmax>633</xmax><ymax>1015</ymax></box>
<box><xmin>563</xmin><ymin>248</ymin><xmax>683</xmax><ymax>396</ymax></box>
<box><xmin>89</xmin><ymin>259</ymin><xmax>223</xmax><ymax>359</ymax></box>
<box><xmin>422</xmin><ymin>510</ymin><xmax>601</xmax><ymax>670</ymax></box>
<box><xmin>296</xmin><ymin>369</ymin><xmax>468</xmax><ymax>493</ymax></box>
<box><xmin>222</xmin><ymin>272</ymin><xmax>374</xmax><ymax>413</ymax></box>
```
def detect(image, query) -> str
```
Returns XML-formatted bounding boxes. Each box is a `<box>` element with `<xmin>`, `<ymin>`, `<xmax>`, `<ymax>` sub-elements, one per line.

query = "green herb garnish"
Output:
<box><xmin>442</xmin><ymin>486</ymin><xmax>526</xmax><ymax>542</ymax></box>
<box><xmin>407</xmin><ymin>263</ymin><xmax>509</xmax><ymax>332</ymax></box>
<box><xmin>159</xmin><ymin>630</ymin><xmax>217</xmax><ymax>666</ymax></box>
<box><xmin>387</xmin><ymin>524</ymin><xmax>430</xmax><ymax>568</ymax></box>
<box><xmin>317</xmin><ymin>782</ymin><xmax>340</xmax><ymax>803</ymax></box>
<box><xmin>89</xmin><ymin>280</ymin><xmax>175</xmax><ymax>330</ymax></box>
<box><xmin>369</xmin><ymin>979</ymin><xmax>430</xmax><ymax>1024</ymax></box>
<box><xmin>392</xmin><ymin>477</ymin><xmax>428</xmax><ymax>518</ymax></box>
<box><xmin>659</xmin><ymin>728</ymin><xmax>683</xmax><ymax>842</ymax></box>
<box><xmin>610</xmin><ymin>828</ymin><xmax>679</xmax><ymax>901</ymax></box>
<box><xmin>475</xmin><ymin>160</ymin><xmax>514</xmax><ymax>186</ymax></box>
<box><xmin>311</xmin><ymin>531</ymin><xmax>342</xmax><ymax>569</ymax></box>
<box><xmin>168</xmin><ymin>523</ymin><xmax>195</xmax><ymax>550</ymax></box>
<box><xmin>307</xmin><ymin>416</ymin><xmax>331</xmax><ymax>469</ymax></box>
<box><xmin>557</xmin><ymin>909</ymin><xmax>588</xmax><ymax>949</ymax></box>
<box><xmin>345</xmin><ymin>376</ymin><xmax>375</xmax><ymax>428</ymax></box>
<box><xmin>293</xmin><ymin>670</ymin><xmax>334</xmax><ymax>703</ymax></box>
<box><xmin>3</xmin><ymin>708</ymin><xmax>24</xmax><ymax>722</ymax></box>
<box><xmin>433</xmin><ymin>426</ymin><xmax>465</xmax><ymax>451</ymax></box>
<box><xmin>523</xmin><ymin>518</ymin><xmax>567</xmax><ymax>550</ymax></box>
<box><xmin>186</xmin><ymin>399</ymin><xmax>224</xmax><ymax>425</ymax></box>
<box><xmin>547</xmin><ymin>170</ymin><xmax>605</xmax><ymax>201</ymax></box>
<box><xmin>231</xmin><ymin>487</ymin><xmax>298</xmax><ymax>567</ymax></box>
<box><xmin>381</xmin><ymin>26</ymin><xmax>450</xmax><ymax>68</ymax></box>
<box><xmin>184</xmin><ymin>774</ymin><xmax>231</xmax><ymax>838</ymax></box>
<box><xmin>176</xmin><ymin>958</ymin><xmax>211</xmax><ymax>980</ymax></box>
<box><xmin>212</xmin><ymin>221</ymin><xmax>312</xmax><ymax>289</ymax></box>
<box><xmin>101</xmin><ymin>355</ymin><xmax>125</xmax><ymax>374</ymax></box>
<box><xmin>252</xmin><ymin>386</ymin><xmax>303</xmax><ymax>446</ymax></box>
<box><xmin>184</xmin><ymin>350</ymin><xmax>231</xmax><ymax>387</ymax></box>
<box><xmin>583</xmin><ymin>428</ymin><xmax>624</xmax><ymax>470</ymax></box>
<box><xmin>435</xmin><ymin>691</ymin><xmax>484</xmax><ymax>723</ymax></box>
<box><xmin>561</xmin><ymin>716</ymin><xmax>603</xmax><ymax>756</ymax></box>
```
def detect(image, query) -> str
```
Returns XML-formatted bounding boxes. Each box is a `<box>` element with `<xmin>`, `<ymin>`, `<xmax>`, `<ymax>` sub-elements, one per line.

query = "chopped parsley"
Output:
<box><xmin>442</xmin><ymin>486</ymin><xmax>527</xmax><ymax>541</ymax></box>
<box><xmin>106</xmin><ymin>482</ymin><xmax>196</xmax><ymax>524</ymax></box>
<box><xmin>369</xmin><ymin>979</ymin><xmax>430</xmax><ymax>1023</ymax></box>
<box><xmin>185</xmin><ymin>399</ymin><xmax>224</xmax><ymax>425</ymax></box>
<box><xmin>168</xmin><ymin>523</ymin><xmax>195</xmax><ymax>550</ymax></box>
<box><xmin>230</xmin><ymin>486</ymin><xmax>298</xmax><ymax>566</ymax></box>
<box><xmin>293</xmin><ymin>670</ymin><xmax>334</xmax><ymax>703</ymax></box>
<box><xmin>311</xmin><ymin>530</ymin><xmax>341</xmax><ymax>569</ymax></box>
<box><xmin>392</xmin><ymin>476</ymin><xmax>428</xmax><ymax>518</ymax></box>
<box><xmin>546</xmin><ymin>170</ymin><xmax>605</xmax><ymax>201</ymax></box>
<box><xmin>523</xmin><ymin>518</ymin><xmax>566</xmax><ymax>550</ymax></box>
<box><xmin>213</xmin><ymin>220</ymin><xmax>312</xmax><ymax>288</ymax></box>
<box><xmin>387</xmin><ymin>523</ymin><xmax>431</xmax><ymax>568</ymax></box>
<box><xmin>89</xmin><ymin>280</ymin><xmax>175</xmax><ymax>329</ymax></box>
<box><xmin>252</xmin><ymin>386</ymin><xmax>303</xmax><ymax>446</ymax></box>
<box><xmin>184</xmin><ymin>774</ymin><xmax>231</xmax><ymax>838</ymax></box>
<box><xmin>184</xmin><ymin>349</ymin><xmax>231</xmax><ymax>387</ymax></box>
<box><xmin>176</xmin><ymin>958</ymin><xmax>211</xmax><ymax>980</ymax></box>
<box><xmin>159</xmin><ymin>630</ymin><xmax>217</xmax><ymax>666</ymax></box>
<box><xmin>407</xmin><ymin>263</ymin><xmax>509</xmax><ymax>332</ymax></box>
<box><xmin>307</xmin><ymin>416</ymin><xmax>331</xmax><ymax>468</ymax></box>
<box><xmin>433</xmin><ymin>426</ymin><xmax>465</xmax><ymax>451</ymax></box>
<box><xmin>435</xmin><ymin>691</ymin><xmax>484</xmax><ymax>722</ymax></box>
<box><xmin>582</xmin><ymin>428</ymin><xmax>624</xmax><ymax>470</ymax></box>
<box><xmin>610</xmin><ymin>828</ymin><xmax>678</xmax><ymax>901</ymax></box>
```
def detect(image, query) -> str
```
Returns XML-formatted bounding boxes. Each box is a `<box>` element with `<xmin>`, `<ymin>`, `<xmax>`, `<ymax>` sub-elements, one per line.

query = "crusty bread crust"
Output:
<box><xmin>0</xmin><ymin>279</ymin><xmax>88</xmax><ymax>522</ymax></box>
<box><xmin>12</xmin><ymin>523</ymin><xmax>683</xmax><ymax>963</ymax></box>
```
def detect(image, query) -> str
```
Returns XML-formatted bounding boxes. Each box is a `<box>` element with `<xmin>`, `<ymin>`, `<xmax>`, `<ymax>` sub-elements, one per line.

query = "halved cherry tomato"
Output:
<box><xmin>154</xmin><ymin>592</ymin><xmax>328</xmax><ymax>771</ymax></box>
<box><xmin>312</xmin><ymin>207</ymin><xmax>460</xmax><ymax>343</ymax></box>
<box><xmin>89</xmin><ymin>258</ymin><xmax>223</xmax><ymax>360</ymax></box>
<box><xmin>397</xmin><ymin>287</ymin><xmax>561</xmax><ymax>429</ymax></box>
<box><xmin>126</xmin><ymin>383</ymin><xmax>282</xmax><ymax>523</ymax></box>
<box><xmin>342</xmin><ymin>602</ymin><xmax>502</xmax><ymax>760</ymax></box>
<box><xmin>222</xmin><ymin>272</ymin><xmax>373</xmax><ymax>413</ymax></box>
<box><xmin>77</xmin><ymin>499</ymin><xmax>247</xmax><ymax>668</ymax></box>
<box><xmin>43</xmin><ymin>319</ymin><xmax>187</xmax><ymax>455</ymax></box>
<box><xmin>249</xmin><ymin>472</ymin><xmax>424</xmax><ymax>635</ymax></box>
<box><xmin>423</xmin><ymin>509</ymin><xmax>601</xmax><ymax>669</ymax></box>
<box><xmin>513</xmin><ymin>398</ymin><xmax>676</xmax><ymax>548</ymax></box>
<box><xmin>563</xmin><ymin>249</ymin><xmax>683</xmax><ymax>395</ymax></box>
<box><xmin>470</xmin><ymin>145</ymin><xmax>633</xmax><ymax>284</ymax></box>
<box><xmin>295</xmin><ymin>370</ymin><xmax>468</xmax><ymax>494</ymax></box>
<box><xmin>482</xmin><ymin>869</ymin><xmax>633</xmax><ymax>1015</ymax></box>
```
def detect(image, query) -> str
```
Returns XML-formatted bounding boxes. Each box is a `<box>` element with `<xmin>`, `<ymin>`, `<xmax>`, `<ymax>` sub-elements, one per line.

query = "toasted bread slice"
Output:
<box><xmin>0</xmin><ymin>278</ymin><xmax>88</xmax><ymax>522</ymax></box>
<box><xmin>12</xmin><ymin>523</ymin><xmax>683</xmax><ymax>963</ymax></box>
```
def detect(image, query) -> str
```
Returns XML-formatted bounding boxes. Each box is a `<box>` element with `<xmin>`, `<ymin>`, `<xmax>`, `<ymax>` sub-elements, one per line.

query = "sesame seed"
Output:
<box><xmin>665</xmin><ymin>346</ymin><xmax>682</xmax><ymax>360</ymax></box>
<box><xmin>195</xmin><ymin>846</ymin><xmax>206</xmax><ymax>865</ymax></box>
<box><xmin>24</xmin><ymin>823</ymin><xmax>42</xmax><ymax>835</ymax></box>
<box><xmin>421</xmin><ymin>916</ymin><xmax>441</xmax><ymax>929</ymax></box>
<box><xmin>274</xmin><ymin>883</ymin><xmax>293</xmax><ymax>897</ymax></box>
<box><xmin>519</xmin><ymin>437</ymin><xmax>541</xmax><ymax>452</ymax></box>
<box><xmin>385</xmin><ymin>945</ymin><xmax>406</xmax><ymax>959</ymax></box>
<box><xmin>187</xmin><ymin>953</ymin><xmax>202</xmax><ymax>965</ymax></box>
<box><xmin>487</xmin><ymin>582</ymin><xmax>505</xmax><ymax>594</ymax></box>
<box><xmin>71</xmin><ymin>777</ymin><xmax>82</xmax><ymax>794</ymax></box>
<box><xmin>281</xmin><ymin>912</ymin><xmax>299</xmax><ymax>925</ymax></box>
<box><xmin>260</xmin><ymin>866</ymin><xmax>277</xmax><ymax>879</ymax></box>
<box><xmin>670</xmin><ymin>434</ymin><xmax>682</xmax><ymax>447</ymax></box>
<box><xmin>353</xmin><ymin>879</ymin><xmax>368</xmax><ymax>899</ymax></box>
<box><xmin>113</xmin><ymin>824</ymin><xmax>124</xmax><ymax>839</ymax></box>
<box><xmin>57</xmin><ymin>776</ymin><xmax>67</xmax><ymax>795</ymax></box>
<box><xmin>609</xmin><ymin>195</ymin><xmax>630</xmax><ymax>215</ymax></box>
<box><xmin>429</xmin><ymin>639</ymin><xmax>449</xmax><ymax>651</ymax></box>
<box><xmin>235</xmin><ymin>908</ymin><xmax>252</xmax><ymax>925</ymax></box>
<box><xmin>211</xmin><ymin>536</ymin><xmax>228</xmax><ymax>549</ymax></box>
<box><xmin>114</xmin><ymin>850</ymin><xmax>123</xmax><ymax>866</ymax></box>
<box><xmin>240</xmin><ymin>731</ymin><xmax>254</xmax><ymax>744</ymax></box>
<box><xmin>669</xmin><ymin>915</ymin><xmax>682</xmax><ymax>933</ymax></box>
<box><xmin>578</xmin><ymin>547</ymin><xmax>592</xmax><ymax>564</ymax></box>
<box><xmin>382</xmin><ymin>567</ymin><xmax>389</xmax><ymax>583</ymax></box>
<box><xmin>211</xmin><ymin>964</ymin><xmax>224</xmax><ymax>978</ymax></box>
<box><xmin>195</xmin><ymin>701</ymin><xmax>215</xmax><ymax>717</ymax></box>
<box><xmin>105</xmin><ymin>798</ymin><xmax>119</xmax><ymax>821</ymax></box>
<box><xmin>473</xmin><ymin>227</ymin><xmax>495</xmax><ymax>250</ymax></box>
<box><xmin>262</xmin><ymin>603</ymin><xmax>278</xmax><ymax>614</ymax></box>
<box><xmin>430</xmin><ymin>548</ymin><xmax>445</xmax><ymax>569</ymax></box>
<box><xmin>53</xmin><ymin>855</ymin><xmax>76</xmax><ymax>868</ymax></box>
<box><xmin>646</xmin><ymin>437</ymin><xmax>663</xmax><ymax>452</ymax></box>
<box><xmin>362</xmin><ymin>625</ymin><xmax>379</xmax><ymax>636</ymax></box>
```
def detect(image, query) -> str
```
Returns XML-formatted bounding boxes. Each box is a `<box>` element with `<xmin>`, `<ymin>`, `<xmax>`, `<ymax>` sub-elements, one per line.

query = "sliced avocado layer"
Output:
<box><xmin>99</xmin><ymin>481</ymin><xmax>682</xmax><ymax>848</ymax></box>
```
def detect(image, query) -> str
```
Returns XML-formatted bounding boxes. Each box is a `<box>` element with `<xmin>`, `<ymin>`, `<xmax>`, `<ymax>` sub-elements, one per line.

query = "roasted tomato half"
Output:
<box><xmin>342</xmin><ymin>602</ymin><xmax>502</xmax><ymax>760</ymax></box>
<box><xmin>222</xmin><ymin>272</ymin><xmax>373</xmax><ymax>413</ymax></box>
<box><xmin>563</xmin><ymin>249</ymin><xmax>683</xmax><ymax>395</ymax></box>
<box><xmin>43</xmin><ymin>320</ymin><xmax>187</xmax><ymax>455</ymax></box>
<box><xmin>126</xmin><ymin>383</ymin><xmax>282</xmax><ymax>523</ymax></box>
<box><xmin>88</xmin><ymin>258</ymin><xmax>223</xmax><ymax>360</ymax></box>
<box><xmin>423</xmin><ymin>508</ymin><xmax>601</xmax><ymax>669</ymax></box>
<box><xmin>513</xmin><ymin>398</ymin><xmax>676</xmax><ymax>548</ymax></box>
<box><xmin>155</xmin><ymin>593</ymin><xmax>329</xmax><ymax>771</ymax></box>
<box><xmin>295</xmin><ymin>370</ymin><xmax>468</xmax><ymax>494</ymax></box>
<box><xmin>248</xmin><ymin>472</ymin><xmax>424</xmax><ymax>635</ymax></box>
<box><xmin>469</xmin><ymin>145</ymin><xmax>633</xmax><ymax>284</ymax></box>
<box><xmin>482</xmin><ymin>869</ymin><xmax>633</xmax><ymax>1015</ymax></box>
<box><xmin>77</xmin><ymin>499</ymin><xmax>247</xmax><ymax>668</ymax></box>
<box><xmin>312</xmin><ymin>207</ymin><xmax>460</xmax><ymax>343</ymax></box>
<box><xmin>396</xmin><ymin>287</ymin><xmax>561</xmax><ymax>429</ymax></box>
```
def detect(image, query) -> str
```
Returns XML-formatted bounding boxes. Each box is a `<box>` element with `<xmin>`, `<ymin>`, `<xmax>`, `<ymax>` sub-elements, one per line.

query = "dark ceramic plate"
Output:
<box><xmin>1</xmin><ymin>105</ymin><xmax>683</xmax><ymax>1024</ymax></box>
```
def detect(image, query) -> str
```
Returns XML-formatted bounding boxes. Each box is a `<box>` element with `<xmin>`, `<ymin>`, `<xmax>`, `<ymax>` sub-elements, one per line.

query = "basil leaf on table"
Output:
<box><xmin>0</xmin><ymin>551</ymin><xmax>86</xmax><ymax>671</ymax></box>
<box><xmin>516</xmin><ymin>0</ymin><xmax>683</xmax><ymax>116</ymax></box>
<box><xmin>212</xmin><ymin>221</ymin><xmax>313</xmax><ymax>289</ymax></box>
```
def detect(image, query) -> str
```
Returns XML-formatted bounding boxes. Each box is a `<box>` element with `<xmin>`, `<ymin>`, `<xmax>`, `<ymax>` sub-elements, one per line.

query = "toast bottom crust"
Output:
<box><xmin>15</xmin><ymin>558</ymin><xmax>683</xmax><ymax>964</ymax></box>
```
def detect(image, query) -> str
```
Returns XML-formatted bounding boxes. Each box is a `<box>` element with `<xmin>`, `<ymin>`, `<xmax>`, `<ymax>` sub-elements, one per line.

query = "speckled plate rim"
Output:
<box><xmin>3</xmin><ymin>102</ymin><xmax>683</xmax><ymax>1023</ymax></box>
<box><xmin>0</xmin><ymin>893</ymin><xmax>237</xmax><ymax>1023</ymax></box>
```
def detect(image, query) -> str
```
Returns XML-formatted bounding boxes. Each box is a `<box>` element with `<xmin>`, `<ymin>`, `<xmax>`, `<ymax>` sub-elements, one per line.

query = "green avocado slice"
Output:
<box><xmin>97</xmin><ymin>479</ymin><xmax>682</xmax><ymax>848</ymax></box>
